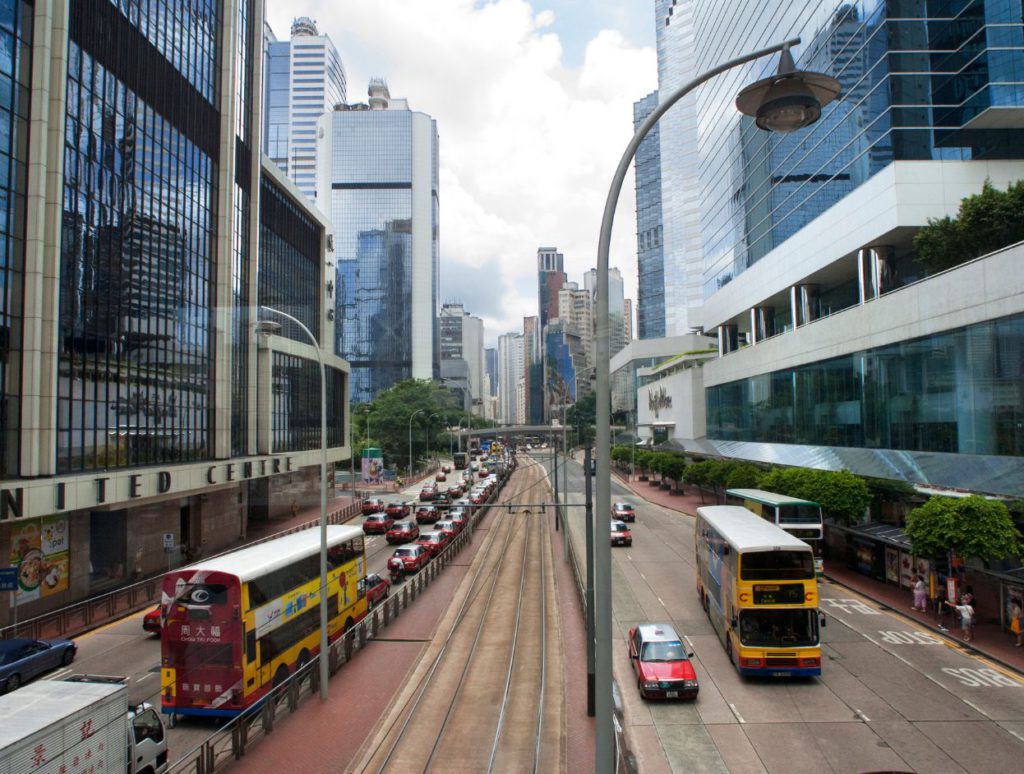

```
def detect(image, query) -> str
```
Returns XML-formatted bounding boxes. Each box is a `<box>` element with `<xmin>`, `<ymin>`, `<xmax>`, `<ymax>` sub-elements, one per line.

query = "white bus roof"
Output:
<box><xmin>726</xmin><ymin>489</ymin><xmax>820</xmax><ymax>507</ymax></box>
<box><xmin>175</xmin><ymin>525</ymin><xmax>364</xmax><ymax>583</ymax></box>
<box><xmin>696</xmin><ymin>506</ymin><xmax>812</xmax><ymax>553</ymax></box>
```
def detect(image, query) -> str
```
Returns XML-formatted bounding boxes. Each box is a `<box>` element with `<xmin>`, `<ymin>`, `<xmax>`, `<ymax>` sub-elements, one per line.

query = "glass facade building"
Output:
<box><xmin>320</xmin><ymin>85</ymin><xmax>439</xmax><ymax>404</ymax></box>
<box><xmin>263</xmin><ymin>18</ymin><xmax>346</xmax><ymax>203</ymax></box>
<box><xmin>633</xmin><ymin>91</ymin><xmax>665</xmax><ymax>340</ymax></box>
<box><xmin>692</xmin><ymin>1</ymin><xmax>1024</xmax><ymax>297</ymax></box>
<box><xmin>0</xmin><ymin>0</ymin><xmax>32</xmax><ymax>476</ymax></box>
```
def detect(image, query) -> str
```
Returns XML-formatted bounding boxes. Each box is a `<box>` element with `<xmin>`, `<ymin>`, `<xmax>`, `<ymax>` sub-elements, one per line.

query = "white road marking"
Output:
<box><xmin>46</xmin><ymin>668</ymin><xmax>73</xmax><ymax>680</ymax></box>
<box><xmin>854</xmin><ymin>708</ymin><xmax>870</xmax><ymax>722</ymax></box>
<box><xmin>657</xmin><ymin>597</ymin><xmax>665</xmax><ymax>606</ymax></box>
<box><xmin>728</xmin><ymin>703</ymin><xmax>746</xmax><ymax>723</ymax></box>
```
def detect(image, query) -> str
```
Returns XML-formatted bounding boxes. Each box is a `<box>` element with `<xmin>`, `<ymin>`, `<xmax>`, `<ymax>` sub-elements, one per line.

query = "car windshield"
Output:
<box><xmin>393</xmin><ymin>522</ymin><xmax>412</xmax><ymax>530</ymax></box>
<box><xmin>395</xmin><ymin>548</ymin><xmax>415</xmax><ymax>557</ymax></box>
<box><xmin>612</xmin><ymin>524</ymin><xmax>628</xmax><ymax>533</ymax></box>
<box><xmin>641</xmin><ymin>640</ymin><xmax>686</xmax><ymax>662</ymax></box>
<box><xmin>615</xmin><ymin>503</ymin><xmax>633</xmax><ymax>510</ymax></box>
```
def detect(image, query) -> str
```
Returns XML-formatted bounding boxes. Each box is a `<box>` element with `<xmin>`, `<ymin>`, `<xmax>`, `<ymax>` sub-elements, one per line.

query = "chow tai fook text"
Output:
<box><xmin>0</xmin><ymin>455</ymin><xmax>298</xmax><ymax>521</ymax></box>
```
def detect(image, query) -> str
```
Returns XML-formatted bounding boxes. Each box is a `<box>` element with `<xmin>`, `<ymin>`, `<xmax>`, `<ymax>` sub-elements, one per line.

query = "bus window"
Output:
<box><xmin>740</xmin><ymin>551</ymin><xmax>814</xmax><ymax>580</ymax></box>
<box><xmin>739</xmin><ymin>609</ymin><xmax>818</xmax><ymax>647</ymax></box>
<box><xmin>777</xmin><ymin>504</ymin><xmax>822</xmax><ymax>524</ymax></box>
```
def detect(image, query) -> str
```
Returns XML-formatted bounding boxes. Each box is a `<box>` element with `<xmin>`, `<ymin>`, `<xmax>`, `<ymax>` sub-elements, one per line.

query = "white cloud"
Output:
<box><xmin>266</xmin><ymin>0</ymin><xmax>657</xmax><ymax>345</ymax></box>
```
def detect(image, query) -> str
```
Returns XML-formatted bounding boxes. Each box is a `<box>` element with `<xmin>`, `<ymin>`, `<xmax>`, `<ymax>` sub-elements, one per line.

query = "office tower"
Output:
<box><xmin>537</xmin><ymin>247</ymin><xmax>567</xmax><ymax>327</ymax></box>
<box><xmin>624</xmin><ymin>299</ymin><xmax>634</xmax><ymax>342</ymax></box>
<box><xmin>498</xmin><ymin>333</ymin><xmax>525</xmax><ymax>424</ymax></box>
<box><xmin>319</xmin><ymin>80</ymin><xmax>440</xmax><ymax>403</ymax></box>
<box><xmin>3</xmin><ymin>0</ymin><xmax>349</xmax><ymax>619</ymax></box>
<box><xmin>522</xmin><ymin>315</ymin><xmax>544</xmax><ymax>424</ymax></box>
<box><xmin>676</xmin><ymin>0</ymin><xmax>1024</xmax><ymax>493</ymax></box>
<box><xmin>655</xmin><ymin>0</ymin><xmax>703</xmax><ymax>336</ymax></box>
<box><xmin>439</xmin><ymin>303</ymin><xmax>485</xmax><ymax>414</ymax></box>
<box><xmin>485</xmin><ymin>347</ymin><xmax>499</xmax><ymax>398</ymax></box>
<box><xmin>558</xmin><ymin>282</ymin><xmax>594</xmax><ymax>374</ymax></box>
<box><xmin>584</xmin><ymin>267</ymin><xmax>627</xmax><ymax>357</ymax></box>
<box><xmin>633</xmin><ymin>91</ymin><xmax>665</xmax><ymax>339</ymax></box>
<box><xmin>263</xmin><ymin>17</ymin><xmax>346</xmax><ymax>203</ymax></box>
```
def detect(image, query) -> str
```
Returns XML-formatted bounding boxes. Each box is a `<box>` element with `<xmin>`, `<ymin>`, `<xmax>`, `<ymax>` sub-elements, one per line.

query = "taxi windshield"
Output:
<box><xmin>641</xmin><ymin>640</ymin><xmax>685</xmax><ymax>662</ymax></box>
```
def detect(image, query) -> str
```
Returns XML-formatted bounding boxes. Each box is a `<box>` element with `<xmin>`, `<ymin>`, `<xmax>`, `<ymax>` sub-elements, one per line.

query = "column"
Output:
<box><xmin>858</xmin><ymin>245</ymin><xmax>896</xmax><ymax>303</ymax></box>
<box><xmin>749</xmin><ymin>306</ymin><xmax>776</xmax><ymax>345</ymax></box>
<box><xmin>791</xmin><ymin>284</ymin><xmax>820</xmax><ymax>328</ymax></box>
<box><xmin>718</xmin><ymin>324</ymin><xmax>739</xmax><ymax>356</ymax></box>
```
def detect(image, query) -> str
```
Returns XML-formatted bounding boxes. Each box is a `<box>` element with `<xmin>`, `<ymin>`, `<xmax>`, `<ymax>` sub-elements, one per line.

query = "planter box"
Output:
<box><xmin>638</xmin><ymin>475</ymin><xmax>648</xmax><ymax>482</ymax></box>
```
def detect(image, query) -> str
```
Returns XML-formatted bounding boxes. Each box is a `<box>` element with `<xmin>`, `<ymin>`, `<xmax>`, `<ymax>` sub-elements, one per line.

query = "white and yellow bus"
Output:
<box><xmin>726</xmin><ymin>488</ymin><xmax>825</xmax><ymax>575</ymax></box>
<box><xmin>695</xmin><ymin>506</ymin><xmax>822</xmax><ymax>677</ymax></box>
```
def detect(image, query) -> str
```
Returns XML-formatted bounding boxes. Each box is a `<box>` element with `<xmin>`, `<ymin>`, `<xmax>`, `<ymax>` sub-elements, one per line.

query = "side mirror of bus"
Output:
<box><xmin>687</xmin><ymin>651</ymin><xmax>695</xmax><ymax>658</ymax></box>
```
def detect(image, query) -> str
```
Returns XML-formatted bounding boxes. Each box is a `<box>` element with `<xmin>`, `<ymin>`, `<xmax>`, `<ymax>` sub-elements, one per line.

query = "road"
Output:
<box><xmin>40</xmin><ymin>466</ymin><xmax>473</xmax><ymax>760</ymax></box>
<box><xmin>538</xmin><ymin>453</ymin><xmax>1024</xmax><ymax>774</ymax></box>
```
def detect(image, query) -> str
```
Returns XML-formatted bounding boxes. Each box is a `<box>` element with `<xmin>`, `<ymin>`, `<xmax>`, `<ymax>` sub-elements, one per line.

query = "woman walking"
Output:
<box><xmin>912</xmin><ymin>573</ymin><xmax>927</xmax><ymax>612</ymax></box>
<box><xmin>1010</xmin><ymin>598</ymin><xmax>1023</xmax><ymax>647</ymax></box>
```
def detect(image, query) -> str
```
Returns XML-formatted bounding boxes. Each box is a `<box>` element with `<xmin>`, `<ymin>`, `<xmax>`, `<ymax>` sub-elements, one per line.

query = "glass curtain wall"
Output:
<box><xmin>706</xmin><ymin>313</ymin><xmax>1024</xmax><ymax>457</ymax></box>
<box><xmin>58</xmin><ymin>0</ymin><xmax>219</xmax><ymax>472</ymax></box>
<box><xmin>270</xmin><ymin>353</ymin><xmax>345</xmax><ymax>451</ymax></box>
<box><xmin>0</xmin><ymin>0</ymin><xmax>32</xmax><ymax>475</ymax></box>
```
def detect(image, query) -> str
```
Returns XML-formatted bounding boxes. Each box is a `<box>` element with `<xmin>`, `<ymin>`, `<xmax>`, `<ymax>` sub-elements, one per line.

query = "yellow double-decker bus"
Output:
<box><xmin>695</xmin><ymin>506</ymin><xmax>822</xmax><ymax>677</ymax></box>
<box><xmin>160</xmin><ymin>525</ymin><xmax>368</xmax><ymax>719</ymax></box>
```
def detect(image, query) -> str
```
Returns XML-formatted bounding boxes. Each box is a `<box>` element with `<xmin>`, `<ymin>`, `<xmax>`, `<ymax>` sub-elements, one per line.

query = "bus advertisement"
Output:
<box><xmin>695</xmin><ymin>506</ymin><xmax>822</xmax><ymax>677</ymax></box>
<box><xmin>726</xmin><ymin>488</ymin><xmax>824</xmax><ymax>576</ymax></box>
<box><xmin>159</xmin><ymin>525</ymin><xmax>368</xmax><ymax>719</ymax></box>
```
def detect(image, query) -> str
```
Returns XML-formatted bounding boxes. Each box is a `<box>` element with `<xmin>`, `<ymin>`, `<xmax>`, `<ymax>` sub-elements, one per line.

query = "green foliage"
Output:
<box><xmin>864</xmin><ymin>476</ymin><xmax>918</xmax><ymax>504</ymax></box>
<box><xmin>634</xmin><ymin>450</ymin><xmax>655</xmax><ymax>473</ymax></box>
<box><xmin>913</xmin><ymin>180</ymin><xmax>1024</xmax><ymax>273</ymax></box>
<box><xmin>905</xmin><ymin>496</ymin><xmax>1023</xmax><ymax>561</ymax></box>
<box><xmin>661</xmin><ymin>455</ymin><xmax>687</xmax><ymax>483</ymax></box>
<box><xmin>683</xmin><ymin>460</ymin><xmax>711</xmax><ymax>487</ymax></box>
<box><xmin>724</xmin><ymin>462</ymin><xmax>762</xmax><ymax>490</ymax></box>
<box><xmin>757</xmin><ymin>467</ymin><xmax>871</xmax><ymax>525</ymax></box>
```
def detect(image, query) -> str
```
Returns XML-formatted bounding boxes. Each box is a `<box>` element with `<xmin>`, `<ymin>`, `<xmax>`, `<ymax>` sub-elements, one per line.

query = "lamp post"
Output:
<box><xmin>408</xmin><ymin>408</ymin><xmax>426</xmax><ymax>477</ymax></box>
<box><xmin>591</xmin><ymin>40</ymin><xmax>838</xmax><ymax>770</ymax></box>
<box><xmin>255</xmin><ymin>305</ymin><xmax>333</xmax><ymax>701</ymax></box>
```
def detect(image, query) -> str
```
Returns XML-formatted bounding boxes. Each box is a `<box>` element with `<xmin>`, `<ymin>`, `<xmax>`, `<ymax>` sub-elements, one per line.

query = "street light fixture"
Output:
<box><xmin>408</xmin><ymin>408</ymin><xmax>426</xmax><ymax>477</ymax></box>
<box><xmin>255</xmin><ymin>305</ymin><xmax>332</xmax><ymax>702</ymax></box>
<box><xmin>591</xmin><ymin>39</ymin><xmax>837</xmax><ymax>770</ymax></box>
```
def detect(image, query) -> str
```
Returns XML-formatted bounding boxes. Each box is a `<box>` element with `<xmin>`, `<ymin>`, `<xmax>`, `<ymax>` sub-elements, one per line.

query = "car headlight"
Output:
<box><xmin>643</xmin><ymin>681</ymin><xmax>659</xmax><ymax>690</ymax></box>
<box><xmin>684</xmin><ymin>680</ymin><xmax>699</xmax><ymax>688</ymax></box>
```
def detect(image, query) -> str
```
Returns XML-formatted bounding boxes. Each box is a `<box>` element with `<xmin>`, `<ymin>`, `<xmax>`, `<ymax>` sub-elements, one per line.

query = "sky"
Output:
<box><xmin>265</xmin><ymin>0</ymin><xmax>659</xmax><ymax>347</ymax></box>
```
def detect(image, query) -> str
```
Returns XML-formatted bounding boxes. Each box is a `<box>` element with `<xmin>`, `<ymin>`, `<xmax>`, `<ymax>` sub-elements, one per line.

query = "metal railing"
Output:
<box><xmin>0</xmin><ymin>498</ymin><xmax>365</xmax><ymax>642</ymax></box>
<box><xmin>166</xmin><ymin>471</ymin><xmax>512</xmax><ymax>774</ymax></box>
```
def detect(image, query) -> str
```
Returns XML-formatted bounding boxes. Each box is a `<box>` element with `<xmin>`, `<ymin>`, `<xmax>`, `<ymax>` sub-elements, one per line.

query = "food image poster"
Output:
<box><xmin>10</xmin><ymin>514</ymin><xmax>70</xmax><ymax>603</ymax></box>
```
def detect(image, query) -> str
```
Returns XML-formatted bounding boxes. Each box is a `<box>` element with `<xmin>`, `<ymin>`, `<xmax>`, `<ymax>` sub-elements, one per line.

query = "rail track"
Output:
<box><xmin>353</xmin><ymin>458</ymin><xmax>565</xmax><ymax>773</ymax></box>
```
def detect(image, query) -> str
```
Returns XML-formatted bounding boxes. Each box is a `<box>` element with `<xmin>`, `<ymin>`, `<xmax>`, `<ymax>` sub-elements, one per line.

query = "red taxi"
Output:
<box><xmin>385</xmin><ymin>501</ymin><xmax>411</xmax><ymax>518</ymax></box>
<box><xmin>362</xmin><ymin>513</ymin><xmax>394</xmax><ymax>534</ymax></box>
<box><xmin>611</xmin><ymin>520</ymin><xmax>632</xmax><ymax>547</ymax></box>
<box><xmin>434</xmin><ymin>520</ymin><xmax>458</xmax><ymax>539</ymax></box>
<box><xmin>612</xmin><ymin>502</ymin><xmax>636</xmax><ymax>522</ymax></box>
<box><xmin>449</xmin><ymin>512</ymin><xmax>468</xmax><ymax>532</ymax></box>
<box><xmin>361</xmin><ymin>498</ymin><xmax>385</xmax><ymax>515</ymax></box>
<box><xmin>142</xmin><ymin>606</ymin><xmax>162</xmax><ymax>635</ymax></box>
<box><xmin>415</xmin><ymin>531</ymin><xmax>451</xmax><ymax>558</ymax></box>
<box><xmin>627</xmin><ymin>623</ymin><xmax>699</xmax><ymax>700</ymax></box>
<box><xmin>386</xmin><ymin>520</ymin><xmax>420</xmax><ymax>544</ymax></box>
<box><xmin>419</xmin><ymin>485</ymin><xmax>436</xmax><ymax>502</ymax></box>
<box><xmin>415</xmin><ymin>504</ymin><xmax>439</xmax><ymax>524</ymax></box>
<box><xmin>358</xmin><ymin>572</ymin><xmax>391</xmax><ymax>610</ymax></box>
<box><xmin>388</xmin><ymin>545</ymin><xmax>430</xmax><ymax>576</ymax></box>
<box><xmin>435</xmin><ymin>471</ymin><xmax>447</xmax><ymax>482</ymax></box>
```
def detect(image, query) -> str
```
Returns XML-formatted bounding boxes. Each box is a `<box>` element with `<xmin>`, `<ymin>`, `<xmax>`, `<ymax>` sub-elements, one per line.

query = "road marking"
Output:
<box><xmin>728</xmin><ymin>703</ymin><xmax>745</xmax><ymax>723</ymax></box>
<box><xmin>854</xmin><ymin>708</ymin><xmax>871</xmax><ymax>722</ymax></box>
<box><xmin>657</xmin><ymin>597</ymin><xmax>665</xmax><ymax>606</ymax></box>
<box><xmin>46</xmin><ymin>668</ymin><xmax>74</xmax><ymax>680</ymax></box>
<box><xmin>639</xmin><ymin>572</ymin><xmax>646</xmax><ymax>581</ymax></box>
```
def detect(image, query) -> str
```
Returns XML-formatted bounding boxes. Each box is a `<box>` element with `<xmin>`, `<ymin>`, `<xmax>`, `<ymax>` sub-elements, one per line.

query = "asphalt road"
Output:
<box><xmin>40</xmin><ymin>468</ymin><xmax>472</xmax><ymax>760</ymax></box>
<box><xmin>537</xmin><ymin>453</ymin><xmax>1024</xmax><ymax>774</ymax></box>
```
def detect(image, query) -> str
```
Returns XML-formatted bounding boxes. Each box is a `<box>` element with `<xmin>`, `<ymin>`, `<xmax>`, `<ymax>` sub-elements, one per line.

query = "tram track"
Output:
<box><xmin>354</xmin><ymin>458</ymin><xmax>564</xmax><ymax>773</ymax></box>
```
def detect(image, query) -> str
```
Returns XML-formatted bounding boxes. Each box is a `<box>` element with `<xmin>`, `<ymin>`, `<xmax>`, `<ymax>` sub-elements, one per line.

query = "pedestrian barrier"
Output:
<box><xmin>166</xmin><ymin>468</ymin><xmax>514</xmax><ymax>774</ymax></box>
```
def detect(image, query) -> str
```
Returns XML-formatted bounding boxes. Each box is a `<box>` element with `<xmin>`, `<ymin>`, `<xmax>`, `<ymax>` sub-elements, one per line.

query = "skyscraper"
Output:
<box><xmin>674</xmin><ymin>0</ymin><xmax>1024</xmax><ymax>494</ymax></box>
<box><xmin>498</xmin><ymin>333</ymin><xmax>525</xmax><ymax>424</ymax></box>
<box><xmin>263</xmin><ymin>17</ymin><xmax>346</xmax><ymax>203</ymax></box>
<box><xmin>522</xmin><ymin>315</ymin><xmax>544</xmax><ymax>423</ymax></box>
<box><xmin>537</xmin><ymin>247</ymin><xmax>566</xmax><ymax>328</ymax></box>
<box><xmin>485</xmin><ymin>347</ymin><xmax>499</xmax><ymax>398</ymax></box>
<box><xmin>632</xmin><ymin>90</ymin><xmax>665</xmax><ymax>339</ymax></box>
<box><xmin>4</xmin><ymin>0</ymin><xmax>350</xmax><ymax>620</ymax></box>
<box><xmin>319</xmin><ymin>80</ymin><xmax>440</xmax><ymax>403</ymax></box>
<box><xmin>439</xmin><ymin>303</ymin><xmax>485</xmax><ymax>413</ymax></box>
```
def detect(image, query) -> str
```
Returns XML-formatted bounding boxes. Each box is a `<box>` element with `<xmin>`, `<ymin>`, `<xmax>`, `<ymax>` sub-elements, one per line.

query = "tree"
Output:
<box><xmin>913</xmin><ymin>179</ymin><xmax>1024</xmax><ymax>273</ymax></box>
<box><xmin>661</xmin><ymin>455</ymin><xmax>687</xmax><ymax>492</ymax></box>
<box><xmin>757</xmin><ymin>467</ymin><xmax>871</xmax><ymax>525</ymax></box>
<box><xmin>724</xmin><ymin>462</ymin><xmax>762</xmax><ymax>490</ymax></box>
<box><xmin>905</xmin><ymin>496</ymin><xmax>1022</xmax><ymax>563</ymax></box>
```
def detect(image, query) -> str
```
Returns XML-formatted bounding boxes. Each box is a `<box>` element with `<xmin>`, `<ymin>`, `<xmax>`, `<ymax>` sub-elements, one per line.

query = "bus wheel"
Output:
<box><xmin>725</xmin><ymin>636</ymin><xmax>734</xmax><ymax>665</ymax></box>
<box><xmin>298</xmin><ymin>650</ymin><xmax>311</xmax><ymax>671</ymax></box>
<box><xmin>273</xmin><ymin>665</ymin><xmax>290</xmax><ymax>690</ymax></box>
<box><xmin>700</xmin><ymin>590</ymin><xmax>708</xmax><ymax>612</ymax></box>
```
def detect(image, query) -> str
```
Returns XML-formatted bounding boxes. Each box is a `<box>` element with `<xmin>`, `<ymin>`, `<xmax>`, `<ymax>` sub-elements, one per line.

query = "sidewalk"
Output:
<box><xmin>606</xmin><ymin>466</ymin><xmax>1024</xmax><ymax>675</ymax></box>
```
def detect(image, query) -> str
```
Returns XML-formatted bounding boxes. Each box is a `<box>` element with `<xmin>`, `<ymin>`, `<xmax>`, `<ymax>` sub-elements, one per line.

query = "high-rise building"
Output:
<box><xmin>485</xmin><ymin>347</ymin><xmax>499</xmax><ymax>398</ymax></box>
<box><xmin>558</xmin><ymin>282</ymin><xmax>594</xmax><ymax>375</ymax></box>
<box><xmin>633</xmin><ymin>91</ymin><xmax>665</xmax><ymax>339</ymax></box>
<box><xmin>263</xmin><ymin>17</ymin><xmax>346</xmax><ymax>203</ymax></box>
<box><xmin>624</xmin><ymin>298</ymin><xmax>634</xmax><ymax>342</ymax></box>
<box><xmin>319</xmin><ymin>80</ymin><xmax>440</xmax><ymax>404</ymax></box>
<box><xmin>537</xmin><ymin>247</ymin><xmax>567</xmax><ymax>328</ymax></box>
<box><xmin>3</xmin><ymin>0</ymin><xmax>350</xmax><ymax>620</ymax></box>
<box><xmin>655</xmin><ymin>0</ymin><xmax>703</xmax><ymax>336</ymax></box>
<box><xmin>498</xmin><ymin>333</ymin><xmax>525</xmax><ymax>424</ymax></box>
<box><xmin>522</xmin><ymin>316</ymin><xmax>544</xmax><ymax>423</ymax></box>
<box><xmin>584</xmin><ymin>267</ymin><xmax>627</xmax><ymax>357</ymax></box>
<box><xmin>439</xmin><ymin>303</ymin><xmax>485</xmax><ymax>414</ymax></box>
<box><xmin>673</xmin><ymin>0</ymin><xmax>1024</xmax><ymax>494</ymax></box>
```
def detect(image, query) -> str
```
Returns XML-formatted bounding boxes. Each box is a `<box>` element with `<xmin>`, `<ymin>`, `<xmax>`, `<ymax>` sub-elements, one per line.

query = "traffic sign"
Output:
<box><xmin>163</xmin><ymin>532</ymin><xmax>176</xmax><ymax>550</ymax></box>
<box><xmin>0</xmin><ymin>567</ymin><xmax>17</xmax><ymax>592</ymax></box>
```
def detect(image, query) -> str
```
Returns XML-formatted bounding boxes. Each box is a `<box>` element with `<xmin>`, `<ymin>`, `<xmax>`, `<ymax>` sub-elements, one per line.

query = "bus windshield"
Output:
<box><xmin>777</xmin><ymin>504</ymin><xmax>822</xmax><ymax>525</ymax></box>
<box><xmin>741</xmin><ymin>550</ymin><xmax>814</xmax><ymax>580</ymax></box>
<box><xmin>739</xmin><ymin>609</ymin><xmax>818</xmax><ymax>647</ymax></box>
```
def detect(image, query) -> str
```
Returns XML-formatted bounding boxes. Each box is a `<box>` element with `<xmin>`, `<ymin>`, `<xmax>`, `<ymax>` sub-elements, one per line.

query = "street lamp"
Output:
<box><xmin>255</xmin><ymin>305</ymin><xmax>332</xmax><ymax>701</ymax></box>
<box><xmin>591</xmin><ymin>39</ymin><xmax>838</xmax><ymax>770</ymax></box>
<box><xmin>408</xmin><ymin>408</ymin><xmax>426</xmax><ymax>477</ymax></box>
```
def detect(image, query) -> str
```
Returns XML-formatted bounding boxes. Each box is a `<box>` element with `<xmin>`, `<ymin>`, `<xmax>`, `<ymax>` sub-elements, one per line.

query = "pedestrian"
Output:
<box><xmin>945</xmin><ymin>599</ymin><xmax>975</xmax><ymax>642</ymax></box>
<box><xmin>1010</xmin><ymin>598</ymin><xmax>1023</xmax><ymax>647</ymax></box>
<box><xmin>912</xmin><ymin>573</ymin><xmax>927</xmax><ymax>612</ymax></box>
